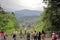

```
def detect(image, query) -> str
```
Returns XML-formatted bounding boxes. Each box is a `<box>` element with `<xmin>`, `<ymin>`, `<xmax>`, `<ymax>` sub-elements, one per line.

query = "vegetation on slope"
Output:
<box><xmin>0</xmin><ymin>6</ymin><xmax>19</xmax><ymax>33</ymax></box>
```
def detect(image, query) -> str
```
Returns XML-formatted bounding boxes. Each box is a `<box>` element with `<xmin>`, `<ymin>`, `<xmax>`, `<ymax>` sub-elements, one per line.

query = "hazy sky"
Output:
<box><xmin>0</xmin><ymin>0</ymin><xmax>46</xmax><ymax>11</ymax></box>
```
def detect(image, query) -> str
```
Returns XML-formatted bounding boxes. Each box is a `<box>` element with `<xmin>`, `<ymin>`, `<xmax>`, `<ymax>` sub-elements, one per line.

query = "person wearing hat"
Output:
<box><xmin>52</xmin><ymin>32</ymin><xmax>57</xmax><ymax>40</ymax></box>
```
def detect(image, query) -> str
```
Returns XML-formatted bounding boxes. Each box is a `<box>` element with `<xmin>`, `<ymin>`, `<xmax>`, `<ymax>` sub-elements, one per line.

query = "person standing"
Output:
<box><xmin>20</xmin><ymin>30</ymin><xmax>23</xmax><ymax>38</ymax></box>
<box><xmin>1</xmin><ymin>31</ymin><xmax>7</xmax><ymax>40</ymax></box>
<box><xmin>12</xmin><ymin>31</ymin><xmax>17</xmax><ymax>40</ymax></box>
<box><xmin>41</xmin><ymin>30</ymin><xmax>45</xmax><ymax>40</ymax></box>
<box><xmin>34</xmin><ymin>31</ymin><xmax>37</xmax><ymax>40</ymax></box>
<box><xmin>0</xmin><ymin>32</ymin><xmax>1</xmax><ymax>40</ymax></box>
<box><xmin>55</xmin><ymin>33</ymin><xmax>59</xmax><ymax>40</ymax></box>
<box><xmin>52</xmin><ymin>33</ymin><xmax>57</xmax><ymax>40</ymax></box>
<box><xmin>38</xmin><ymin>32</ymin><xmax>41</xmax><ymax>40</ymax></box>
<box><xmin>0</xmin><ymin>32</ymin><xmax>1</xmax><ymax>37</ymax></box>
<box><xmin>27</xmin><ymin>32</ymin><xmax>30</xmax><ymax>40</ymax></box>
<box><xmin>31</xmin><ymin>32</ymin><xmax>34</xmax><ymax>40</ymax></box>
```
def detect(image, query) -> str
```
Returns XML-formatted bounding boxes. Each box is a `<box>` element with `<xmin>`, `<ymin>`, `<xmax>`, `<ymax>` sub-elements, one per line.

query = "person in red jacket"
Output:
<box><xmin>0</xmin><ymin>32</ymin><xmax>1</xmax><ymax>37</ymax></box>
<box><xmin>52</xmin><ymin>33</ymin><xmax>57</xmax><ymax>40</ymax></box>
<box><xmin>1</xmin><ymin>31</ymin><xmax>7</xmax><ymax>40</ymax></box>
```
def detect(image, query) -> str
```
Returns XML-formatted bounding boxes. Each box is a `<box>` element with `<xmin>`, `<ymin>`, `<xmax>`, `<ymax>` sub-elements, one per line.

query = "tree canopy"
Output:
<box><xmin>39</xmin><ymin>0</ymin><xmax>60</xmax><ymax>31</ymax></box>
<box><xmin>0</xmin><ymin>6</ymin><xmax>19</xmax><ymax>33</ymax></box>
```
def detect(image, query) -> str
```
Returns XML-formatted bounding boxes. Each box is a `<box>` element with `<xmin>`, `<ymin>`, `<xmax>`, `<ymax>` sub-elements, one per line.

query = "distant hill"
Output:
<box><xmin>14</xmin><ymin>9</ymin><xmax>42</xmax><ymax>25</ymax></box>
<box><xmin>14</xmin><ymin>9</ymin><xmax>41</xmax><ymax>16</ymax></box>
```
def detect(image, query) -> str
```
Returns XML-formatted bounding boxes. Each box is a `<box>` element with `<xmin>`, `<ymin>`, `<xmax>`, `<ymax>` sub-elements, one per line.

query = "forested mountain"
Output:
<box><xmin>14</xmin><ymin>9</ymin><xmax>41</xmax><ymax>25</ymax></box>
<box><xmin>14</xmin><ymin>9</ymin><xmax>41</xmax><ymax>16</ymax></box>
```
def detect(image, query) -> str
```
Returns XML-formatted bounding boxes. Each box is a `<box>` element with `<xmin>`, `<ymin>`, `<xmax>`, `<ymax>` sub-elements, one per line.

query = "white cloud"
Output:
<box><xmin>0</xmin><ymin>0</ymin><xmax>46</xmax><ymax>11</ymax></box>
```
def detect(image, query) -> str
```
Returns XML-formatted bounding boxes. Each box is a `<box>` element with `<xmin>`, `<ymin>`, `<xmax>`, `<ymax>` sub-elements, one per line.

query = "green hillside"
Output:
<box><xmin>0</xmin><ymin>7</ymin><xmax>19</xmax><ymax>33</ymax></box>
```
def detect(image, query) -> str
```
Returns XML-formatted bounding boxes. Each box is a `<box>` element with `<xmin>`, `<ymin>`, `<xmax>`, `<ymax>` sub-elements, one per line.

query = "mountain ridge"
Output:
<box><xmin>14</xmin><ymin>9</ymin><xmax>42</xmax><ymax>25</ymax></box>
<box><xmin>14</xmin><ymin>9</ymin><xmax>42</xmax><ymax>16</ymax></box>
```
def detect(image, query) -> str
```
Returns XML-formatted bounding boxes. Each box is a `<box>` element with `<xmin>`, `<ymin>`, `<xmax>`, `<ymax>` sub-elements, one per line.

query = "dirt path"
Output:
<box><xmin>0</xmin><ymin>35</ymin><xmax>59</xmax><ymax>40</ymax></box>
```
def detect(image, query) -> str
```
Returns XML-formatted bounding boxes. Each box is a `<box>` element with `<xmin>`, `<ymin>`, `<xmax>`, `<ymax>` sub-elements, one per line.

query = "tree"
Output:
<box><xmin>40</xmin><ymin>0</ymin><xmax>60</xmax><ymax>31</ymax></box>
<box><xmin>0</xmin><ymin>8</ymin><xmax>9</xmax><ymax>31</ymax></box>
<box><xmin>0</xmin><ymin>6</ymin><xmax>20</xmax><ymax>33</ymax></box>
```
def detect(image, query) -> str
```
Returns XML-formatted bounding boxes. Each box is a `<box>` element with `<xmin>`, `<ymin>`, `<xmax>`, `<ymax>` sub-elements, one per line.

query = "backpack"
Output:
<box><xmin>13</xmin><ymin>34</ymin><xmax>16</xmax><ymax>38</ymax></box>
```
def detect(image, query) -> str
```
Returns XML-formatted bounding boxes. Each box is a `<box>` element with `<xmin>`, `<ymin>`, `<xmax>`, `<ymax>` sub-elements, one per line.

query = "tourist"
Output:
<box><xmin>0</xmin><ymin>32</ymin><xmax>1</xmax><ymax>40</ymax></box>
<box><xmin>52</xmin><ymin>33</ymin><xmax>56</xmax><ymax>40</ymax></box>
<box><xmin>41</xmin><ymin>30</ymin><xmax>45</xmax><ymax>40</ymax></box>
<box><xmin>12</xmin><ymin>31</ymin><xmax>17</xmax><ymax>40</ymax></box>
<box><xmin>38</xmin><ymin>32</ymin><xmax>41</xmax><ymax>40</ymax></box>
<box><xmin>31</xmin><ymin>32</ymin><xmax>34</xmax><ymax>40</ymax></box>
<box><xmin>0</xmin><ymin>32</ymin><xmax>1</xmax><ymax>37</ymax></box>
<box><xmin>20</xmin><ymin>30</ymin><xmax>22</xmax><ymax>38</ymax></box>
<box><xmin>1</xmin><ymin>31</ymin><xmax>7</xmax><ymax>40</ymax></box>
<box><xmin>55</xmin><ymin>33</ymin><xmax>59</xmax><ymax>40</ymax></box>
<box><xmin>34</xmin><ymin>31</ymin><xmax>37</xmax><ymax>40</ymax></box>
<box><xmin>27</xmin><ymin>32</ymin><xmax>30</xmax><ymax>40</ymax></box>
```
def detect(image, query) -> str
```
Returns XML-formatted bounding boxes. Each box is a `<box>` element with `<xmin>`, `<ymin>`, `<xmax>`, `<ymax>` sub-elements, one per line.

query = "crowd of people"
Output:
<box><xmin>0</xmin><ymin>30</ymin><xmax>60</xmax><ymax>40</ymax></box>
<box><xmin>26</xmin><ymin>31</ymin><xmax>60</xmax><ymax>40</ymax></box>
<box><xmin>0</xmin><ymin>31</ymin><xmax>17</xmax><ymax>40</ymax></box>
<box><xmin>27</xmin><ymin>30</ymin><xmax>45</xmax><ymax>40</ymax></box>
<box><xmin>52</xmin><ymin>32</ymin><xmax>60</xmax><ymax>40</ymax></box>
